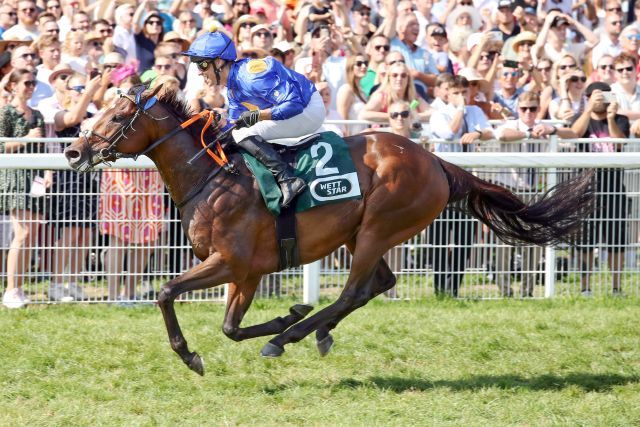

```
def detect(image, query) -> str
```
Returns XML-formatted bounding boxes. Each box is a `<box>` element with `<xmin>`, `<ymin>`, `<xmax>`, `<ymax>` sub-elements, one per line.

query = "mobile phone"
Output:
<box><xmin>602</xmin><ymin>92</ymin><xmax>617</xmax><ymax>103</ymax></box>
<box><xmin>491</xmin><ymin>31</ymin><xmax>503</xmax><ymax>42</ymax></box>
<box><xmin>503</xmin><ymin>59</ymin><xmax>519</xmax><ymax>69</ymax></box>
<box><xmin>89</xmin><ymin>69</ymin><xmax>101</xmax><ymax>79</ymax></box>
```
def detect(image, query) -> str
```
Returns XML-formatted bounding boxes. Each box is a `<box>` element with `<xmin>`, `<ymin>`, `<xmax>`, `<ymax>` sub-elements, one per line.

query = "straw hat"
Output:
<box><xmin>457</xmin><ymin>67</ymin><xmax>485</xmax><ymax>82</ymax></box>
<box><xmin>511</xmin><ymin>31</ymin><xmax>537</xmax><ymax>52</ymax></box>
<box><xmin>0</xmin><ymin>38</ymin><xmax>32</xmax><ymax>54</ymax></box>
<box><xmin>163</xmin><ymin>31</ymin><xmax>191</xmax><ymax>51</ymax></box>
<box><xmin>48</xmin><ymin>63</ymin><xmax>74</xmax><ymax>84</ymax></box>
<box><xmin>238</xmin><ymin>46</ymin><xmax>270</xmax><ymax>59</ymax></box>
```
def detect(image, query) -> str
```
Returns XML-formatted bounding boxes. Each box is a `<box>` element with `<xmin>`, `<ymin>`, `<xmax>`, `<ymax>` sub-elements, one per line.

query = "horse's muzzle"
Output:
<box><xmin>64</xmin><ymin>145</ymin><xmax>91</xmax><ymax>172</ymax></box>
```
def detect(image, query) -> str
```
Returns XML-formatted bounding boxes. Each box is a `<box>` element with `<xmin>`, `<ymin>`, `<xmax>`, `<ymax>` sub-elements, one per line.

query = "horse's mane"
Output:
<box><xmin>156</xmin><ymin>88</ymin><xmax>193</xmax><ymax>120</ymax></box>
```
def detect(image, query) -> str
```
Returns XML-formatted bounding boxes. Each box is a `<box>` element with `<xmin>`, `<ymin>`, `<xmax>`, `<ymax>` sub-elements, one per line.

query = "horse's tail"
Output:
<box><xmin>437</xmin><ymin>157</ymin><xmax>596</xmax><ymax>246</ymax></box>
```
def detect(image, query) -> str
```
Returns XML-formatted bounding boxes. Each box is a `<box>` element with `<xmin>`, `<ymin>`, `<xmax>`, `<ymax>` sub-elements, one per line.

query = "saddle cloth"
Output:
<box><xmin>241</xmin><ymin>131</ymin><xmax>362</xmax><ymax>216</ymax></box>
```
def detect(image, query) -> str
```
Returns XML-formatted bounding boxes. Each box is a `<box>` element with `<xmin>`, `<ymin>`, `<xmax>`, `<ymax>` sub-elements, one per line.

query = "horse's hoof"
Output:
<box><xmin>317</xmin><ymin>334</ymin><xmax>334</xmax><ymax>357</ymax></box>
<box><xmin>188</xmin><ymin>353</ymin><xmax>205</xmax><ymax>376</ymax></box>
<box><xmin>260</xmin><ymin>342</ymin><xmax>285</xmax><ymax>358</ymax></box>
<box><xmin>290</xmin><ymin>304</ymin><xmax>313</xmax><ymax>318</ymax></box>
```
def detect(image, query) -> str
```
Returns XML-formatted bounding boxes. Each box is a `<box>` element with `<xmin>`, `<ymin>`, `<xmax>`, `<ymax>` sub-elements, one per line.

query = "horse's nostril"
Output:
<box><xmin>64</xmin><ymin>148</ymin><xmax>80</xmax><ymax>161</ymax></box>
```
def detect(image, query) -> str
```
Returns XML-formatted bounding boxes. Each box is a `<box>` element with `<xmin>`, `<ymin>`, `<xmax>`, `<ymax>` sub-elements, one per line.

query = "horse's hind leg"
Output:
<box><xmin>222</xmin><ymin>279</ymin><xmax>314</xmax><ymax>342</ymax></box>
<box><xmin>157</xmin><ymin>252</ymin><xmax>233</xmax><ymax>376</ymax></box>
<box><xmin>315</xmin><ymin>258</ymin><xmax>396</xmax><ymax>356</ymax></box>
<box><xmin>260</xmin><ymin>240</ymin><xmax>387</xmax><ymax>357</ymax></box>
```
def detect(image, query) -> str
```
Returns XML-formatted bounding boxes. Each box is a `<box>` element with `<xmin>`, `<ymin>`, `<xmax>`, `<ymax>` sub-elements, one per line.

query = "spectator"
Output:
<box><xmin>84</xmin><ymin>31</ymin><xmax>104</xmax><ymax>66</ymax></box>
<box><xmin>0</xmin><ymin>69</ymin><xmax>46</xmax><ymax>309</ymax></box>
<box><xmin>32</xmin><ymin>34</ymin><xmax>60</xmax><ymax>106</ymax></box>
<box><xmin>113</xmin><ymin>3</ymin><xmax>137</xmax><ymax>62</ymax></box>
<box><xmin>57</xmin><ymin>0</ymin><xmax>79</xmax><ymax>41</ymax></box>
<box><xmin>271</xmin><ymin>40</ymin><xmax>295</xmax><ymax>69</ymax></box>
<box><xmin>175</xmin><ymin>11</ymin><xmax>197</xmax><ymax>42</ymax></box>
<box><xmin>591</xmin><ymin>14</ymin><xmax>623</xmax><ymax>69</ymax></box>
<box><xmin>425</xmin><ymin>23</ymin><xmax>451</xmax><ymax>74</ymax></box>
<box><xmin>493</xmin><ymin>60</ymin><xmax>524</xmax><ymax>118</ymax></box>
<box><xmin>134</xmin><ymin>10</ymin><xmax>165</xmax><ymax>73</ymax></box>
<box><xmin>360</xmin><ymin>61</ymin><xmax>432</xmax><ymax>122</ymax></box>
<box><xmin>61</xmin><ymin>29</ymin><xmax>86</xmax><ymax>74</ymax></box>
<box><xmin>314</xmin><ymin>81</ymin><xmax>343</xmax><ymax>137</ymax></box>
<box><xmin>570</xmin><ymin>82</ymin><xmax>628</xmax><ymax>296</ymax></box>
<box><xmin>188</xmin><ymin>80</ymin><xmax>226</xmax><ymax>112</ymax></box>
<box><xmin>0</xmin><ymin>5</ymin><xmax>17</xmax><ymax>39</ymax></box>
<box><xmin>47</xmin><ymin>72</ymin><xmax>101</xmax><ymax>301</ymax></box>
<box><xmin>466</xmin><ymin>32</ymin><xmax>501</xmax><ymax>89</ymax></box>
<box><xmin>457</xmin><ymin>67</ymin><xmax>495</xmax><ymax>117</ymax></box>
<box><xmin>619</xmin><ymin>27</ymin><xmax>640</xmax><ymax>71</ymax></box>
<box><xmin>549</xmin><ymin>69</ymin><xmax>587</xmax><ymax>121</ymax></box>
<box><xmin>2</xmin><ymin>0</ymin><xmax>39</xmax><ymax>41</ymax></box>
<box><xmin>492</xmin><ymin>0</ymin><xmax>520</xmax><ymax>41</ymax></box>
<box><xmin>222</xmin><ymin>0</ymin><xmax>251</xmax><ymax>28</ymax></box>
<box><xmin>493</xmin><ymin>91</ymin><xmax>575</xmax><ymax>296</ymax></box>
<box><xmin>40</xmin><ymin>17</ymin><xmax>60</xmax><ymax>39</ymax></box>
<box><xmin>431</xmin><ymin>72</ymin><xmax>453</xmax><ymax>109</ymax></box>
<box><xmin>352</xmin><ymin>2</ymin><xmax>374</xmax><ymax>40</ymax></box>
<box><xmin>519</xmin><ymin>6</ymin><xmax>540</xmax><ymax>33</ymax></box>
<box><xmin>611</xmin><ymin>54</ymin><xmax>640</xmax><ymax>122</ymax></box>
<box><xmin>533</xmin><ymin>11</ymin><xmax>596</xmax><ymax>64</ymax></box>
<box><xmin>427</xmin><ymin>75</ymin><xmax>493</xmax><ymax>297</ymax></box>
<box><xmin>152</xmin><ymin>54</ymin><xmax>176</xmax><ymax>78</ymax></box>
<box><xmin>250</xmin><ymin>24</ymin><xmax>274</xmax><ymax>52</ymax></box>
<box><xmin>590</xmin><ymin>54</ymin><xmax>617</xmax><ymax>86</ymax></box>
<box><xmin>307</xmin><ymin>0</ymin><xmax>332</xmax><ymax>33</ymax></box>
<box><xmin>45</xmin><ymin>0</ymin><xmax>62</xmax><ymax>21</ymax></box>
<box><xmin>71</xmin><ymin>10</ymin><xmax>90</xmax><ymax>33</ymax></box>
<box><xmin>232</xmin><ymin>14</ymin><xmax>260</xmax><ymax>51</ymax></box>
<box><xmin>337</xmin><ymin>54</ymin><xmax>368</xmax><ymax>135</ymax></box>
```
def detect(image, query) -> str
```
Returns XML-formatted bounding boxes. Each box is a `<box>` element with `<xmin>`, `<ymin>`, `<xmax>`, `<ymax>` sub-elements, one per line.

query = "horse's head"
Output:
<box><xmin>65</xmin><ymin>83</ymin><xmax>164</xmax><ymax>172</ymax></box>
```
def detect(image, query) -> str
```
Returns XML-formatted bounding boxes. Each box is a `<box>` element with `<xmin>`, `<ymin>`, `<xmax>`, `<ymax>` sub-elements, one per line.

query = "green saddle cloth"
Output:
<box><xmin>241</xmin><ymin>131</ymin><xmax>362</xmax><ymax>216</ymax></box>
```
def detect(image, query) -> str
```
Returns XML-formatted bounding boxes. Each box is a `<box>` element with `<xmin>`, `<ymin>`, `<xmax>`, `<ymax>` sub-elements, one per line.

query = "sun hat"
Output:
<box><xmin>511</xmin><ymin>31</ymin><xmax>537</xmax><ymax>52</ymax></box>
<box><xmin>457</xmin><ymin>67</ymin><xmax>485</xmax><ymax>82</ymax></box>
<box><xmin>163</xmin><ymin>31</ymin><xmax>191</xmax><ymax>52</ymax></box>
<box><xmin>446</xmin><ymin>6</ymin><xmax>483</xmax><ymax>32</ymax></box>
<box><xmin>48</xmin><ymin>63</ymin><xmax>74</xmax><ymax>84</ymax></box>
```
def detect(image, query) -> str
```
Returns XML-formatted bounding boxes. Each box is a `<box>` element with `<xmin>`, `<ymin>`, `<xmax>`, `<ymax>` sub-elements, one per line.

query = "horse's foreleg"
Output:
<box><xmin>222</xmin><ymin>280</ymin><xmax>314</xmax><ymax>341</ymax></box>
<box><xmin>157</xmin><ymin>252</ymin><xmax>233</xmax><ymax>376</ymax></box>
<box><xmin>261</xmin><ymin>241</ymin><xmax>385</xmax><ymax>357</ymax></box>
<box><xmin>315</xmin><ymin>258</ymin><xmax>396</xmax><ymax>356</ymax></box>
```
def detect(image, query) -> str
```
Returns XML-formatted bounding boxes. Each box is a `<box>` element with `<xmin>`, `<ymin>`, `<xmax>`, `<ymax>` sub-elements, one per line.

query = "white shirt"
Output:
<box><xmin>611</xmin><ymin>82</ymin><xmax>640</xmax><ymax>115</ymax></box>
<box><xmin>1</xmin><ymin>24</ymin><xmax>39</xmax><ymax>41</ymax></box>
<box><xmin>113</xmin><ymin>25</ymin><xmax>137</xmax><ymax>61</ymax></box>
<box><xmin>429</xmin><ymin>104</ymin><xmax>491</xmax><ymax>151</ymax></box>
<box><xmin>543</xmin><ymin>41</ymin><xmax>587</xmax><ymax>64</ymax></box>
<box><xmin>493</xmin><ymin>119</ymin><xmax>545</xmax><ymax>189</ymax></box>
<box><xmin>591</xmin><ymin>36</ymin><xmax>621</xmax><ymax>68</ymax></box>
<box><xmin>32</xmin><ymin>66</ymin><xmax>55</xmax><ymax>108</ymax></box>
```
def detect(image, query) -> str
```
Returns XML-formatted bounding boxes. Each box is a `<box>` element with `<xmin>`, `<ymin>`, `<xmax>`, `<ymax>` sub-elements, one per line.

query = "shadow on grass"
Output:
<box><xmin>335</xmin><ymin>373</ymin><xmax>640</xmax><ymax>393</ymax></box>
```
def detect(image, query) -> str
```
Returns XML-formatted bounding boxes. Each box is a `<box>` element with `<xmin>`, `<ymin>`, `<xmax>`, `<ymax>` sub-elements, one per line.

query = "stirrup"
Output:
<box><xmin>280</xmin><ymin>177</ymin><xmax>307</xmax><ymax>208</ymax></box>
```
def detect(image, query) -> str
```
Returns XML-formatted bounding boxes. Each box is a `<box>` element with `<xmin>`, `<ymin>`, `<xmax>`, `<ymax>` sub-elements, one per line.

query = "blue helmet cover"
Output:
<box><xmin>181</xmin><ymin>28</ymin><xmax>237</xmax><ymax>61</ymax></box>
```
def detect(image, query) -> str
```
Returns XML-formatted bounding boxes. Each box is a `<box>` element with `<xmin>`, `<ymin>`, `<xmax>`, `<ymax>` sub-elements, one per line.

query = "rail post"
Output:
<box><xmin>544</xmin><ymin>135</ymin><xmax>559</xmax><ymax>298</ymax></box>
<box><xmin>303</xmin><ymin>261</ymin><xmax>321</xmax><ymax>304</ymax></box>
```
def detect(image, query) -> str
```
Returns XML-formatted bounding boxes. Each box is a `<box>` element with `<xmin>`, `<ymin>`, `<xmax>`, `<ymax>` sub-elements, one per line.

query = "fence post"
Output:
<box><xmin>544</xmin><ymin>135</ymin><xmax>559</xmax><ymax>298</ymax></box>
<box><xmin>303</xmin><ymin>260</ymin><xmax>321</xmax><ymax>304</ymax></box>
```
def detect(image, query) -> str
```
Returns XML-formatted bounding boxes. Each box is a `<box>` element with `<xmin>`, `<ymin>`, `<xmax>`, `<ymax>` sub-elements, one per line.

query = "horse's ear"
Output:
<box><xmin>147</xmin><ymin>83</ymin><xmax>164</xmax><ymax>99</ymax></box>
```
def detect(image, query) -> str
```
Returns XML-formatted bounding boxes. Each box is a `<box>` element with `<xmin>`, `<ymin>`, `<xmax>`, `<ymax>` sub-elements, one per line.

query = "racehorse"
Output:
<box><xmin>64</xmin><ymin>85</ymin><xmax>595</xmax><ymax>376</ymax></box>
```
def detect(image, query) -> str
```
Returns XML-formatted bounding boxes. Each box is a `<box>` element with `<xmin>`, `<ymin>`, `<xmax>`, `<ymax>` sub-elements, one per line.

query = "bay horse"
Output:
<box><xmin>64</xmin><ymin>85</ymin><xmax>594</xmax><ymax>376</ymax></box>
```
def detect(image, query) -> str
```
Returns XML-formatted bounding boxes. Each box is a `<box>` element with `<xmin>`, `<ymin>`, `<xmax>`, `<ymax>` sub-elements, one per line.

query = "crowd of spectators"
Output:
<box><xmin>0</xmin><ymin>0</ymin><xmax>637</xmax><ymax>307</ymax></box>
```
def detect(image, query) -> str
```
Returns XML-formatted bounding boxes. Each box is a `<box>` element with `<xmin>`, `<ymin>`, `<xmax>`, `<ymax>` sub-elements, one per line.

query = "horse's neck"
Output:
<box><xmin>146</xmin><ymin>124</ymin><xmax>221</xmax><ymax>207</ymax></box>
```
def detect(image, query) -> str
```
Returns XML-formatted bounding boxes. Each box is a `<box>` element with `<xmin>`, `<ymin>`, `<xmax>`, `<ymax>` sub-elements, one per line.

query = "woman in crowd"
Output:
<box><xmin>61</xmin><ymin>30</ymin><xmax>87</xmax><ymax>74</ymax></box>
<box><xmin>360</xmin><ymin>61</ymin><xmax>432</xmax><ymax>123</ymax></box>
<box><xmin>47</xmin><ymin>73</ymin><xmax>102</xmax><ymax>302</ymax></box>
<box><xmin>232</xmin><ymin>15</ymin><xmax>261</xmax><ymax>51</ymax></box>
<box><xmin>336</xmin><ymin>54</ymin><xmax>368</xmax><ymax>136</ymax></box>
<box><xmin>0</xmin><ymin>69</ymin><xmax>47</xmax><ymax>309</ymax></box>
<box><xmin>134</xmin><ymin>10</ymin><xmax>165</xmax><ymax>73</ymax></box>
<box><xmin>98</xmin><ymin>73</ymin><xmax>164</xmax><ymax>302</ymax></box>
<box><xmin>536</xmin><ymin>57</ymin><xmax>554</xmax><ymax>119</ymax></box>
<box><xmin>549</xmin><ymin>69</ymin><xmax>587</xmax><ymax>121</ymax></box>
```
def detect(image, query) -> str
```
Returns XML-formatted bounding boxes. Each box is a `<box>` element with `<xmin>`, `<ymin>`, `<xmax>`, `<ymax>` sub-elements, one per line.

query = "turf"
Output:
<box><xmin>1</xmin><ymin>297</ymin><xmax>639</xmax><ymax>426</ymax></box>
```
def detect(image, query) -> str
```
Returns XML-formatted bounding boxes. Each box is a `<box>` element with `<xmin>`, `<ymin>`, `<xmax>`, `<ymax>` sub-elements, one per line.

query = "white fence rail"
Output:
<box><xmin>0</xmin><ymin>136</ymin><xmax>639</xmax><ymax>304</ymax></box>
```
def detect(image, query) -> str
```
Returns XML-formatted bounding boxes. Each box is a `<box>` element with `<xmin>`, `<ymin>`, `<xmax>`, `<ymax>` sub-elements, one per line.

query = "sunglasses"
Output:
<box><xmin>460</xmin><ymin>1</ymin><xmax>472</xmax><ymax>4</ymax></box>
<box><xmin>357</xmin><ymin>10</ymin><xmax>370</xmax><ymax>16</ymax></box>
<box><xmin>537</xmin><ymin>66</ymin><xmax>551</xmax><ymax>72</ymax></box>
<box><xmin>90</xmin><ymin>41</ymin><xmax>102</xmax><ymax>48</ymax></box>
<box><xmin>154</xmin><ymin>64</ymin><xmax>172</xmax><ymax>70</ymax></box>
<box><xmin>374</xmin><ymin>44</ymin><xmax>390</xmax><ymax>51</ymax></box>
<box><xmin>195</xmin><ymin>60</ymin><xmax>211</xmax><ymax>71</ymax></box>
<box><xmin>616</xmin><ymin>66</ymin><xmax>634</xmax><ymax>73</ymax></box>
<box><xmin>568</xmin><ymin>75</ymin><xmax>586</xmax><ymax>83</ymax></box>
<box><xmin>68</xmin><ymin>85</ymin><xmax>85</xmax><ymax>92</ymax></box>
<box><xmin>20</xmin><ymin>53</ymin><xmax>36</xmax><ymax>60</ymax></box>
<box><xmin>23</xmin><ymin>80</ymin><xmax>36</xmax><ymax>88</ymax></box>
<box><xmin>20</xmin><ymin>7</ymin><xmax>35</xmax><ymax>13</ymax></box>
<box><xmin>102</xmin><ymin>63</ymin><xmax>119</xmax><ymax>70</ymax></box>
<box><xmin>254</xmin><ymin>31</ymin><xmax>271</xmax><ymax>38</ymax></box>
<box><xmin>502</xmin><ymin>71</ymin><xmax>519</xmax><ymax>77</ymax></box>
<box><xmin>2</xmin><ymin>11</ymin><xmax>17</xmax><ymax>17</ymax></box>
<box><xmin>606</xmin><ymin>7</ymin><xmax>622</xmax><ymax>12</ymax></box>
<box><xmin>519</xmin><ymin>105</ymin><xmax>538</xmax><ymax>112</ymax></box>
<box><xmin>611</xmin><ymin>20</ymin><xmax>623</xmax><ymax>26</ymax></box>
<box><xmin>480</xmin><ymin>52</ymin><xmax>497</xmax><ymax>60</ymax></box>
<box><xmin>627</xmin><ymin>34</ymin><xmax>640</xmax><ymax>40</ymax></box>
<box><xmin>355</xmin><ymin>60</ymin><xmax>368</xmax><ymax>67</ymax></box>
<box><xmin>599</xmin><ymin>64</ymin><xmax>614</xmax><ymax>70</ymax></box>
<box><xmin>240</xmin><ymin>22</ymin><xmax>256</xmax><ymax>29</ymax></box>
<box><xmin>559</xmin><ymin>64</ymin><xmax>576</xmax><ymax>70</ymax></box>
<box><xmin>391</xmin><ymin>72</ymin><xmax>408</xmax><ymax>78</ymax></box>
<box><xmin>46</xmin><ymin>28</ymin><xmax>60</xmax><ymax>34</ymax></box>
<box><xmin>147</xmin><ymin>20</ymin><xmax>162</xmax><ymax>26</ymax></box>
<box><xmin>390</xmin><ymin>110</ymin><xmax>410</xmax><ymax>119</ymax></box>
<box><xmin>520</xmin><ymin>41</ymin><xmax>534</xmax><ymax>47</ymax></box>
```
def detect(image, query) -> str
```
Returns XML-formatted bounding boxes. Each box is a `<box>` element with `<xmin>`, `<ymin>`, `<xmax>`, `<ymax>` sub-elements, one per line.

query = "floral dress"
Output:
<box><xmin>0</xmin><ymin>105</ymin><xmax>46</xmax><ymax>214</ymax></box>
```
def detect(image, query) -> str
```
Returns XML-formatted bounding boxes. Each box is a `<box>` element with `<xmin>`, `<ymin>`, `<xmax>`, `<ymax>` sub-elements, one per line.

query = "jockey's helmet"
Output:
<box><xmin>182</xmin><ymin>27</ymin><xmax>237</xmax><ymax>62</ymax></box>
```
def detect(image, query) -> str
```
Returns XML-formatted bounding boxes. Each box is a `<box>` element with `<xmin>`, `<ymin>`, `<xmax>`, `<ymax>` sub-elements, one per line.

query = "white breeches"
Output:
<box><xmin>232</xmin><ymin>91</ymin><xmax>326</xmax><ymax>145</ymax></box>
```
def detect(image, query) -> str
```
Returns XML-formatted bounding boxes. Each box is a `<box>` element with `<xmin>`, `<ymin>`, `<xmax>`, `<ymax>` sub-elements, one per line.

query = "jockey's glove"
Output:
<box><xmin>236</xmin><ymin>110</ymin><xmax>260</xmax><ymax>128</ymax></box>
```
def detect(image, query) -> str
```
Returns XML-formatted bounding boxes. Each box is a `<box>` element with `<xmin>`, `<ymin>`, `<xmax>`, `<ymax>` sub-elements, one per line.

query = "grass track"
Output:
<box><xmin>1</xmin><ymin>297</ymin><xmax>640</xmax><ymax>426</ymax></box>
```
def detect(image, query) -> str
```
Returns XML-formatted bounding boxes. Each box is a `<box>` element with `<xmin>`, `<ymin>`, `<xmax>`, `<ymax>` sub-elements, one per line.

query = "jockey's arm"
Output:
<box><xmin>259</xmin><ymin>109</ymin><xmax>272</xmax><ymax>121</ymax></box>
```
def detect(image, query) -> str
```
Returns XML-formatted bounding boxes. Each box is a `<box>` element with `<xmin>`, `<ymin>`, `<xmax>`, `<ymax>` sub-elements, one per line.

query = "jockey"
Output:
<box><xmin>182</xmin><ymin>28</ymin><xmax>326</xmax><ymax>209</ymax></box>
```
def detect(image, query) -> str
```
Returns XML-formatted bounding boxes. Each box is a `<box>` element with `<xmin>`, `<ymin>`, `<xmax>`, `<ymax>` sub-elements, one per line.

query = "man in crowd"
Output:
<box><xmin>611</xmin><ymin>54</ymin><xmax>640</xmax><ymax>122</ymax></box>
<box><xmin>2</xmin><ymin>0</ymin><xmax>39</xmax><ymax>41</ymax></box>
<box><xmin>360</xmin><ymin>34</ymin><xmax>389</xmax><ymax>96</ymax></box>
<box><xmin>493</xmin><ymin>60</ymin><xmax>523</xmax><ymax>118</ymax></box>
<box><xmin>591</xmin><ymin>14</ymin><xmax>623</xmax><ymax>67</ymax></box>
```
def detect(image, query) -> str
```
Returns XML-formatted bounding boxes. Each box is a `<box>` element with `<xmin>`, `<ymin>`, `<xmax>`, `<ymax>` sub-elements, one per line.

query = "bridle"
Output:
<box><xmin>81</xmin><ymin>85</ymin><xmax>168</xmax><ymax>166</ymax></box>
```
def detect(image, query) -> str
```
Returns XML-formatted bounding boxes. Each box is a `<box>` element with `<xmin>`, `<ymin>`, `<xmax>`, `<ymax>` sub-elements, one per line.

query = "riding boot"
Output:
<box><xmin>236</xmin><ymin>135</ymin><xmax>307</xmax><ymax>208</ymax></box>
